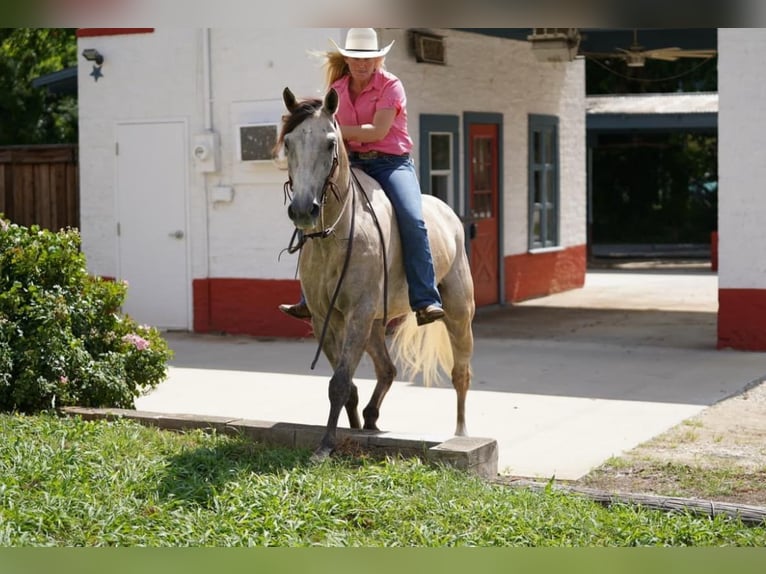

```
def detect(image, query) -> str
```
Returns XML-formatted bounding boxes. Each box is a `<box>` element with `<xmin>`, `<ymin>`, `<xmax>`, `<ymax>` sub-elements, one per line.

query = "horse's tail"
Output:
<box><xmin>389</xmin><ymin>314</ymin><xmax>453</xmax><ymax>388</ymax></box>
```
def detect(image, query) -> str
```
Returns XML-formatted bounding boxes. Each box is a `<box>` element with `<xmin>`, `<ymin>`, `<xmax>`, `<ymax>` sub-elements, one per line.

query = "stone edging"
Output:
<box><xmin>59</xmin><ymin>406</ymin><xmax>498</xmax><ymax>478</ymax></box>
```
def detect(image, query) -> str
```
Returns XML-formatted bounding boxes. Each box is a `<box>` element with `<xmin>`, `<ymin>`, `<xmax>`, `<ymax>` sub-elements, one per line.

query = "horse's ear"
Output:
<box><xmin>323</xmin><ymin>88</ymin><xmax>339</xmax><ymax>115</ymax></box>
<box><xmin>283</xmin><ymin>87</ymin><xmax>298</xmax><ymax>112</ymax></box>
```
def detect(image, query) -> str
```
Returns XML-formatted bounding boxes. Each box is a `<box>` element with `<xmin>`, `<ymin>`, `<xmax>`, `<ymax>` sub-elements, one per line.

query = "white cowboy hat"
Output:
<box><xmin>329</xmin><ymin>28</ymin><xmax>394</xmax><ymax>58</ymax></box>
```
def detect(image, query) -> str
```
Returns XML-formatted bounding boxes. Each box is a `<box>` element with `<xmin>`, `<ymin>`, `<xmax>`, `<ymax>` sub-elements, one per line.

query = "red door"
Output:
<box><xmin>468</xmin><ymin>124</ymin><xmax>500</xmax><ymax>306</ymax></box>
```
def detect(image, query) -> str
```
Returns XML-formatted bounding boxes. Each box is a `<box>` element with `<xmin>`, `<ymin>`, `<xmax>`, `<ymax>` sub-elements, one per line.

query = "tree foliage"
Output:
<box><xmin>0</xmin><ymin>28</ymin><xmax>78</xmax><ymax>145</ymax></box>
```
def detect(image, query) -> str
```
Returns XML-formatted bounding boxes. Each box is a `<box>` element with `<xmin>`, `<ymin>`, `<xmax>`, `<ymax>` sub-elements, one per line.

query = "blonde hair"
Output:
<box><xmin>325</xmin><ymin>52</ymin><xmax>349</xmax><ymax>88</ymax></box>
<box><xmin>320</xmin><ymin>51</ymin><xmax>386</xmax><ymax>89</ymax></box>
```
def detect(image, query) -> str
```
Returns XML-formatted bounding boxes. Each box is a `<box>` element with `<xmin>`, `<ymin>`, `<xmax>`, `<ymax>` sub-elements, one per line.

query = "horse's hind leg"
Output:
<box><xmin>447</xmin><ymin>317</ymin><xmax>472</xmax><ymax>437</ymax></box>
<box><xmin>362</xmin><ymin>320</ymin><xmax>397</xmax><ymax>431</ymax></box>
<box><xmin>345</xmin><ymin>382</ymin><xmax>362</xmax><ymax>429</ymax></box>
<box><xmin>441</xmin><ymin>273</ymin><xmax>475</xmax><ymax>437</ymax></box>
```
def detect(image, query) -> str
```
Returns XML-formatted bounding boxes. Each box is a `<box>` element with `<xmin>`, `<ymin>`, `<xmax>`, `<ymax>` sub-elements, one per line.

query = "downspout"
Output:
<box><xmin>202</xmin><ymin>27</ymin><xmax>213</xmax><ymax>131</ymax></box>
<box><xmin>201</xmin><ymin>27</ymin><xmax>213</xmax><ymax>330</ymax></box>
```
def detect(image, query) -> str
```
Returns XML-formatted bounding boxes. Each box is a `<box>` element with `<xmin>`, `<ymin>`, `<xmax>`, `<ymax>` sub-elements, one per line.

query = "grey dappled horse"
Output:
<box><xmin>278</xmin><ymin>87</ymin><xmax>475</xmax><ymax>460</ymax></box>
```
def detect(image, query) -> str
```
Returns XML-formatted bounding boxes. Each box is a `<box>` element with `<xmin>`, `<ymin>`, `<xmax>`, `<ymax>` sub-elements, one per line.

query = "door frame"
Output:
<box><xmin>463</xmin><ymin>112</ymin><xmax>504</xmax><ymax>306</ymax></box>
<box><xmin>114</xmin><ymin>118</ymin><xmax>193</xmax><ymax>330</ymax></box>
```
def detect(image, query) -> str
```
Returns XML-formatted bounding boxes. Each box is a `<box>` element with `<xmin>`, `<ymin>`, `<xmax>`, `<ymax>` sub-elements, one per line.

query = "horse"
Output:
<box><xmin>278</xmin><ymin>86</ymin><xmax>475</xmax><ymax>460</ymax></box>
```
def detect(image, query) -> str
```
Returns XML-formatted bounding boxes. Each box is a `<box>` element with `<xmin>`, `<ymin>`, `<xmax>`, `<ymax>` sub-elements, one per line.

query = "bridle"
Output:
<box><xmin>283</xmin><ymin>147</ymin><xmax>346</xmax><ymax>255</ymax></box>
<box><xmin>282</xmin><ymin>119</ymin><xmax>389</xmax><ymax>370</ymax></box>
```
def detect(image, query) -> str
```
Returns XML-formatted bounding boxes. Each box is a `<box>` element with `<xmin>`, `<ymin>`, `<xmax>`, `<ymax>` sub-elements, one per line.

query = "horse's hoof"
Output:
<box><xmin>310</xmin><ymin>447</ymin><xmax>333</xmax><ymax>463</ymax></box>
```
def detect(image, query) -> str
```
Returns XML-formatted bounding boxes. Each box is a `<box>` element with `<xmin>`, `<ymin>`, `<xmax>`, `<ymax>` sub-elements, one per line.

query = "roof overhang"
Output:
<box><xmin>587</xmin><ymin>92</ymin><xmax>718</xmax><ymax>132</ymax></box>
<box><xmin>31</xmin><ymin>67</ymin><xmax>77</xmax><ymax>96</ymax></box>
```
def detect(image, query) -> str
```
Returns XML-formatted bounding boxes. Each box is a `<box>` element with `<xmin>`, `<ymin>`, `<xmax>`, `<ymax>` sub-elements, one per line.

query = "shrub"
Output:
<box><xmin>0</xmin><ymin>218</ymin><xmax>172</xmax><ymax>413</ymax></box>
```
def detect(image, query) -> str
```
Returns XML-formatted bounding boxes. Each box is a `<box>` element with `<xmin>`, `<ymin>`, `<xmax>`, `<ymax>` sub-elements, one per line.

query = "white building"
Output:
<box><xmin>77</xmin><ymin>27</ymin><xmax>587</xmax><ymax>338</ymax></box>
<box><xmin>717</xmin><ymin>28</ymin><xmax>766</xmax><ymax>350</ymax></box>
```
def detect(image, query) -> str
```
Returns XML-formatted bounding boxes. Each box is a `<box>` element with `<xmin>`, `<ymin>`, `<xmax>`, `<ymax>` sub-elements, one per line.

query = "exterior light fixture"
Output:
<box><xmin>81</xmin><ymin>49</ymin><xmax>104</xmax><ymax>65</ymax></box>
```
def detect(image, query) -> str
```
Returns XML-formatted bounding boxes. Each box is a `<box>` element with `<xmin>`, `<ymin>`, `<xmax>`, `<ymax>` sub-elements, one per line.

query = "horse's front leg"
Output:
<box><xmin>312</xmin><ymin>312</ymin><xmax>372</xmax><ymax>461</ymax></box>
<box><xmin>317</xmin><ymin>327</ymin><xmax>362</xmax><ymax>433</ymax></box>
<box><xmin>312</xmin><ymin>365</ymin><xmax>354</xmax><ymax>461</ymax></box>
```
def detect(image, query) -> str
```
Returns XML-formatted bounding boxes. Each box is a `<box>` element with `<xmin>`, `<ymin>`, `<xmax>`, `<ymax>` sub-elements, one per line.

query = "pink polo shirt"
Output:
<box><xmin>331</xmin><ymin>68</ymin><xmax>413</xmax><ymax>156</ymax></box>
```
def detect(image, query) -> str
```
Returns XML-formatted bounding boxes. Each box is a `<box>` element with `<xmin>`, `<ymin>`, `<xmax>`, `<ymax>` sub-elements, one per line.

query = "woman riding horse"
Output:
<box><xmin>280</xmin><ymin>28</ymin><xmax>445</xmax><ymax>327</ymax></box>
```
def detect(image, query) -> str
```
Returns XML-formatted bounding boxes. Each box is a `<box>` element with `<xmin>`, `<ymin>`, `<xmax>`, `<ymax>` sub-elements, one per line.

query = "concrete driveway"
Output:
<box><xmin>136</xmin><ymin>267</ymin><xmax>766</xmax><ymax>480</ymax></box>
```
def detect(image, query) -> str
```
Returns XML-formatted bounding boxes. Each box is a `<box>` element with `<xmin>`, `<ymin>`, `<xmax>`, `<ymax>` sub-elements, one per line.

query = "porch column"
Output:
<box><xmin>717</xmin><ymin>29</ymin><xmax>766</xmax><ymax>350</ymax></box>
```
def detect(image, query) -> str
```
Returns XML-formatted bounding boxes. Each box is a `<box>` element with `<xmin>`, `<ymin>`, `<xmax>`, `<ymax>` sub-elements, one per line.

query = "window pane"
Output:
<box><xmin>533</xmin><ymin>171</ymin><xmax>542</xmax><ymax>203</ymax></box>
<box><xmin>546</xmin><ymin>170</ymin><xmax>555</xmax><ymax>204</ymax></box>
<box><xmin>473</xmin><ymin>137</ymin><xmax>492</xmax><ymax>190</ymax></box>
<box><xmin>431</xmin><ymin>134</ymin><xmax>451</xmax><ymax>171</ymax></box>
<box><xmin>471</xmin><ymin>192</ymin><xmax>491</xmax><ymax>219</ymax></box>
<box><xmin>486</xmin><ymin>194</ymin><xmax>494</xmax><ymax>218</ymax></box>
<box><xmin>532</xmin><ymin>207</ymin><xmax>542</xmax><ymax>243</ymax></box>
<box><xmin>544</xmin><ymin>129</ymin><xmax>554</xmax><ymax>164</ymax></box>
<box><xmin>533</xmin><ymin>131</ymin><xmax>541</xmax><ymax>164</ymax></box>
<box><xmin>431</xmin><ymin>174</ymin><xmax>448</xmax><ymax>203</ymax></box>
<box><xmin>528</xmin><ymin>116</ymin><xmax>559</xmax><ymax>250</ymax></box>
<box><xmin>545</xmin><ymin>205</ymin><xmax>556</xmax><ymax>244</ymax></box>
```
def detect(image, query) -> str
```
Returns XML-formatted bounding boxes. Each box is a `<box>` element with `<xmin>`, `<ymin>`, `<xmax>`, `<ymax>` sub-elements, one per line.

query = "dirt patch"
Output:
<box><xmin>575</xmin><ymin>379</ymin><xmax>766</xmax><ymax>507</ymax></box>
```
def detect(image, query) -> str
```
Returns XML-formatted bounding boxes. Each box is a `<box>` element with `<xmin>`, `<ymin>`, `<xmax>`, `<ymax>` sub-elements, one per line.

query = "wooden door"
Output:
<box><xmin>468</xmin><ymin>123</ymin><xmax>500</xmax><ymax>306</ymax></box>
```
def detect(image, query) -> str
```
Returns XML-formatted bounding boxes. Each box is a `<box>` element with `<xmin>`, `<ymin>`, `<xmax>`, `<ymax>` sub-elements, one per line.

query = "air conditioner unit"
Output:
<box><xmin>527</xmin><ymin>28</ymin><xmax>581</xmax><ymax>63</ymax></box>
<box><xmin>237</xmin><ymin>123</ymin><xmax>279</xmax><ymax>162</ymax></box>
<box><xmin>411</xmin><ymin>31</ymin><xmax>445</xmax><ymax>65</ymax></box>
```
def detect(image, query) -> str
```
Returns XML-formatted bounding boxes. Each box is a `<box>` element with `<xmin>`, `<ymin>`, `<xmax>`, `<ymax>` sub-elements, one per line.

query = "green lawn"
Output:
<box><xmin>1</xmin><ymin>413</ymin><xmax>764</xmax><ymax>547</ymax></box>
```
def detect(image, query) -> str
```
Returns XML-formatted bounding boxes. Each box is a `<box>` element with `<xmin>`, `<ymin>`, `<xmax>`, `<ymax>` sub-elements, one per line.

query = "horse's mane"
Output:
<box><xmin>275</xmin><ymin>98</ymin><xmax>323</xmax><ymax>150</ymax></box>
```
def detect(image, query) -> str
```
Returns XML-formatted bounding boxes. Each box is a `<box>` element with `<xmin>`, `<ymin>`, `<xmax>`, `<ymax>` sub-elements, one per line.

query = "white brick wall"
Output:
<box><xmin>78</xmin><ymin>29</ymin><xmax>200</xmax><ymax>278</ymax></box>
<box><xmin>718</xmin><ymin>28</ymin><xmax>766</xmax><ymax>289</ymax></box>
<box><xmin>386</xmin><ymin>29</ymin><xmax>586</xmax><ymax>255</ymax></box>
<box><xmin>79</xmin><ymin>28</ymin><xmax>586</xmax><ymax>285</ymax></box>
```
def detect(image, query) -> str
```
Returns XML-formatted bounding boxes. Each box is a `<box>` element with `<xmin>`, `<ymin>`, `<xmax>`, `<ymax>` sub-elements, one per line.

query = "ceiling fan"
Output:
<box><xmin>582</xmin><ymin>29</ymin><xmax>717</xmax><ymax>68</ymax></box>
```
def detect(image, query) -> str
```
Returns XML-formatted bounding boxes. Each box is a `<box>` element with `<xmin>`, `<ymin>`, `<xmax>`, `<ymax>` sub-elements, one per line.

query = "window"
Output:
<box><xmin>528</xmin><ymin>115</ymin><xmax>559</xmax><ymax>249</ymax></box>
<box><xmin>429</xmin><ymin>132</ymin><xmax>453</xmax><ymax>206</ymax></box>
<box><xmin>419</xmin><ymin>115</ymin><xmax>460</xmax><ymax>214</ymax></box>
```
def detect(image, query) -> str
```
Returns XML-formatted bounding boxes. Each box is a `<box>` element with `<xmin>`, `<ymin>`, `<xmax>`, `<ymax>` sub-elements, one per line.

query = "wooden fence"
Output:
<box><xmin>0</xmin><ymin>145</ymin><xmax>79</xmax><ymax>231</ymax></box>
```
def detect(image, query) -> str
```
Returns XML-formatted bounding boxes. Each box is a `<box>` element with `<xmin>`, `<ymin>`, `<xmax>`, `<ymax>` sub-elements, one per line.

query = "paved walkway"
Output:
<box><xmin>136</xmin><ymin>268</ymin><xmax>766</xmax><ymax>480</ymax></box>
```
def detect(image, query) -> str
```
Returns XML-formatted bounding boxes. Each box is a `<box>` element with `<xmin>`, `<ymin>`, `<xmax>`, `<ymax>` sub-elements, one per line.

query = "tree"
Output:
<box><xmin>0</xmin><ymin>28</ymin><xmax>77</xmax><ymax>145</ymax></box>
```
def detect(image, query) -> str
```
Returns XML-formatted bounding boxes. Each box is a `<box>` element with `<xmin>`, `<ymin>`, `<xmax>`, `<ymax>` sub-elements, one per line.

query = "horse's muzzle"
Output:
<box><xmin>287</xmin><ymin>198</ymin><xmax>321</xmax><ymax>229</ymax></box>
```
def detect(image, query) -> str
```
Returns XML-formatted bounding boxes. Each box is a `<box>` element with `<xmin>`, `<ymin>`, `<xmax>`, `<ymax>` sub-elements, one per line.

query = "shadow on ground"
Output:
<box><xmin>473</xmin><ymin>305</ymin><xmax>717</xmax><ymax>350</ymax></box>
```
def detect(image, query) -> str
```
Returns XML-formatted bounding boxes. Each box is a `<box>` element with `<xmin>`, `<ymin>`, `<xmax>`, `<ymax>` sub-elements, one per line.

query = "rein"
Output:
<box><xmin>282</xmin><ymin>134</ymin><xmax>390</xmax><ymax>370</ymax></box>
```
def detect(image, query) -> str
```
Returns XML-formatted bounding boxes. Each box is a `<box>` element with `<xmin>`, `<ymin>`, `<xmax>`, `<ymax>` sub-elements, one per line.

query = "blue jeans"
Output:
<box><xmin>352</xmin><ymin>155</ymin><xmax>442</xmax><ymax>310</ymax></box>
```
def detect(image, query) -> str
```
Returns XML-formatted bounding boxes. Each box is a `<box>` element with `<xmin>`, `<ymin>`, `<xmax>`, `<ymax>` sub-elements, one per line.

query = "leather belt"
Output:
<box><xmin>348</xmin><ymin>151</ymin><xmax>409</xmax><ymax>160</ymax></box>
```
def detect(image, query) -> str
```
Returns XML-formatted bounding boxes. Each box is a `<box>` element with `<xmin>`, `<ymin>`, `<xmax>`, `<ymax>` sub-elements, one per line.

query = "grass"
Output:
<box><xmin>1</xmin><ymin>413</ymin><xmax>765</xmax><ymax>547</ymax></box>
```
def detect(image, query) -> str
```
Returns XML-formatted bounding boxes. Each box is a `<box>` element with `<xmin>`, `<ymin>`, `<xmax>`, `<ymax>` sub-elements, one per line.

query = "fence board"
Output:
<box><xmin>0</xmin><ymin>145</ymin><xmax>79</xmax><ymax>231</ymax></box>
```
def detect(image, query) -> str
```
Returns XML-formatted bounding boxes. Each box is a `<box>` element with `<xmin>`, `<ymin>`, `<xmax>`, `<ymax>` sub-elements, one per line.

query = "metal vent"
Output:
<box><xmin>412</xmin><ymin>31</ymin><xmax>445</xmax><ymax>65</ymax></box>
<box><xmin>237</xmin><ymin>124</ymin><xmax>278</xmax><ymax>162</ymax></box>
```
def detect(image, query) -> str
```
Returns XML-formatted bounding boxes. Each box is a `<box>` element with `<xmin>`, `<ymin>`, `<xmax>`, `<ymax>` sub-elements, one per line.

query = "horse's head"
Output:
<box><xmin>280</xmin><ymin>87</ymin><xmax>341</xmax><ymax>230</ymax></box>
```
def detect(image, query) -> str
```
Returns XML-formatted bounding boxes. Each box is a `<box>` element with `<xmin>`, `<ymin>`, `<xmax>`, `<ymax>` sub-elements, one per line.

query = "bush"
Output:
<box><xmin>0</xmin><ymin>218</ymin><xmax>172</xmax><ymax>413</ymax></box>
